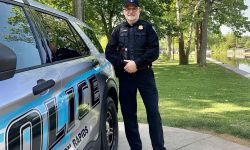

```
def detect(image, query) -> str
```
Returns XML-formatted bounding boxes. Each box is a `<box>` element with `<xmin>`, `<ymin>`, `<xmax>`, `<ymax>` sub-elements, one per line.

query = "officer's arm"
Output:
<box><xmin>105</xmin><ymin>27</ymin><xmax>123</xmax><ymax>68</ymax></box>
<box><xmin>134</xmin><ymin>24</ymin><xmax>159</xmax><ymax>69</ymax></box>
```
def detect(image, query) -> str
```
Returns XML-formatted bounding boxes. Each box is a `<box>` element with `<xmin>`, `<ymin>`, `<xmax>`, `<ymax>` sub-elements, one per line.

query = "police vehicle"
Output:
<box><xmin>0</xmin><ymin>0</ymin><xmax>119</xmax><ymax>149</ymax></box>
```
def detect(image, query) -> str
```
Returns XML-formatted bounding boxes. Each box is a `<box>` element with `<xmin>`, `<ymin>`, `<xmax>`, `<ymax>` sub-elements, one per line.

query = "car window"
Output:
<box><xmin>77</xmin><ymin>24</ymin><xmax>104</xmax><ymax>53</ymax></box>
<box><xmin>34</xmin><ymin>11</ymin><xmax>90</xmax><ymax>62</ymax></box>
<box><xmin>0</xmin><ymin>2</ymin><xmax>41</xmax><ymax>70</ymax></box>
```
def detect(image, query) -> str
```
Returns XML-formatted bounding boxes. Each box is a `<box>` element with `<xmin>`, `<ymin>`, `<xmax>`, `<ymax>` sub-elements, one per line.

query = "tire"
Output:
<box><xmin>101</xmin><ymin>96</ymin><xmax>118</xmax><ymax>150</ymax></box>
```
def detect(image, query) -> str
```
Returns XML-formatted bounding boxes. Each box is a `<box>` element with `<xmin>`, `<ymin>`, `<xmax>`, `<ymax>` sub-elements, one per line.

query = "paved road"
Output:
<box><xmin>118</xmin><ymin>123</ymin><xmax>250</xmax><ymax>150</ymax></box>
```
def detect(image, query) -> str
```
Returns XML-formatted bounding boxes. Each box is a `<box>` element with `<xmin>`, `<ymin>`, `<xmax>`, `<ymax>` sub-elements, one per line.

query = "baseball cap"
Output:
<box><xmin>124</xmin><ymin>0</ymin><xmax>139</xmax><ymax>7</ymax></box>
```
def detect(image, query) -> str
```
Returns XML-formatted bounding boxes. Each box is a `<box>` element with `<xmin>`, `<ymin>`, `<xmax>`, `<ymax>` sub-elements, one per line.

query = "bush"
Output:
<box><xmin>159</xmin><ymin>52</ymin><xmax>171</xmax><ymax>61</ymax></box>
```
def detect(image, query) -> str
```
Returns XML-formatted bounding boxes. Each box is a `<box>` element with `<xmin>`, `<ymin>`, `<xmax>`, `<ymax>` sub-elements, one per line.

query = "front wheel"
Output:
<box><xmin>101</xmin><ymin>97</ymin><xmax>118</xmax><ymax>150</ymax></box>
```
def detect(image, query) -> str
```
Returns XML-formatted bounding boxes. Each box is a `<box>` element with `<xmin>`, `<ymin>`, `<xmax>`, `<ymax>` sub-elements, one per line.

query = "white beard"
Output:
<box><xmin>126</xmin><ymin>16</ymin><xmax>137</xmax><ymax>21</ymax></box>
<box><xmin>125</xmin><ymin>15</ymin><xmax>139</xmax><ymax>24</ymax></box>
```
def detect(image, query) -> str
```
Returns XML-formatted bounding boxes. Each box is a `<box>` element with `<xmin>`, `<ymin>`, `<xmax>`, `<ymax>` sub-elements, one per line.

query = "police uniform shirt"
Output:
<box><xmin>105</xmin><ymin>19</ymin><xmax>159</xmax><ymax>72</ymax></box>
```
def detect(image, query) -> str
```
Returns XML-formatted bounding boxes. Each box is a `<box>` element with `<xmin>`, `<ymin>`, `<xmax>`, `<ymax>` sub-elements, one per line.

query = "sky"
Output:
<box><xmin>220</xmin><ymin>0</ymin><xmax>250</xmax><ymax>35</ymax></box>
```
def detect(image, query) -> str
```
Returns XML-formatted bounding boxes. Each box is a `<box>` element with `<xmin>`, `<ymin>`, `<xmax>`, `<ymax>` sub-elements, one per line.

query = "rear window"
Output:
<box><xmin>0</xmin><ymin>2</ymin><xmax>41</xmax><ymax>69</ymax></box>
<box><xmin>34</xmin><ymin>11</ymin><xmax>91</xmax><ymax>62</ymax></box>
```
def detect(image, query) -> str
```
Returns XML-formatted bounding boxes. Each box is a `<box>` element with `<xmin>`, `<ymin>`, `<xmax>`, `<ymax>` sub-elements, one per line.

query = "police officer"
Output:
<box><xmin>105</xmin><ymin>0</ymin><xmax>166</xmax><ymax>150</ymax></box>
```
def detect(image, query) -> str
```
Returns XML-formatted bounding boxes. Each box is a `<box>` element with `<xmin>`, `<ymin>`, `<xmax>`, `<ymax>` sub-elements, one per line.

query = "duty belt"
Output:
<box><xmin>138</xmin><ymin>65</ymin><xmax>152</xmax><ymax>70</ymax></box>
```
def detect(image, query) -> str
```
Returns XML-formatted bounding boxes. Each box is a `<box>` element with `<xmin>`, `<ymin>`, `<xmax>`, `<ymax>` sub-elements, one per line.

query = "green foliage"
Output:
<box><xmin>224</xmin><ymin>33</ymin><xmax>237</xmax><ymax>48</ymax></box>
<box><xmin>210</xmin><ymin>0</ymin><xmax>250</xmax><ymax>36</ymax></box>
<box><xmin>209</xmin><ymin>32</ymin><xmax>250</xmax><ymax>52</ymax></box>
<box><xmin>211</xmin><ymin>44</ymin><xmax>228</xmax><ymax>52</ymax></box>
<box><xmin>34</xmin><ymin>0</ymin><xmax>250</xmax><ymax>64</ymax></box>
<box><xmin>84</xmin><ymin>0</ymin><xmax>123</xmax><ymax>38</ymax></box>
<box><xmin>5</xmin><ymin>7</ymin><xmax>34</xmax><ymax>43</ymax></box>
<box><xmin>159</xmin><ymin>38</ymin><xmax>167</xmax><ymax>49</ymax></box>
<box><xmin>84</xmin><ymin>0</ymin><xmax>171</xmax><ymax>38</ymax></box>
<box><xmin>237</xmin><ymin>36</ymin><xmax>250</xmax><ymax>48</ymax></box>
<box><xmin>37</xmin><ymin>0</ymin><xmax>72</xmax><ymax>14</ymax></box>
<box><xmin>35</xmin><ymin>0</ymin><xmax>174</xmax><ymax>39</ymax></box>
<box><xmin>245</xmin><ymin>40</ymin><xmax>250</xmax><ymax>48</ymax></box>
<box><xmin>159</xmin><ymin>53</ymin><xmax>171</xmax><ymax>61</ymax></box>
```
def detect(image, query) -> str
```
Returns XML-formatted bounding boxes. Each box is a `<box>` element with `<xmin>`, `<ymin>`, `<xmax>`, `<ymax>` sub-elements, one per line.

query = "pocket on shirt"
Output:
<box><xmin>119</xmin><ymin>30</ymin><xmax>128</xmax><ymax>45</ymax></box>
<box><xmin>135</xmin><ymin>32</ymin><xmax>146</xmax><ymax>47</ymax></box>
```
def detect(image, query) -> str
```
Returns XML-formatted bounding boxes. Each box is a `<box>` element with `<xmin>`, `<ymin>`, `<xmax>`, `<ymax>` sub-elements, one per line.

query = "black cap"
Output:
<box><xmin>124</xmin><ymin>0</ymin><xmax>139</xmax><ymax>7</ymax></box>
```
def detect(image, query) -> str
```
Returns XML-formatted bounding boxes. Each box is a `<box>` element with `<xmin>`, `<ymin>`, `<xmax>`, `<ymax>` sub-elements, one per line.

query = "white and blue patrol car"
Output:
<box><xmin>0</xmin><ymin>0</ymin><xmax>119</xmax><ymax>150</ymax></box>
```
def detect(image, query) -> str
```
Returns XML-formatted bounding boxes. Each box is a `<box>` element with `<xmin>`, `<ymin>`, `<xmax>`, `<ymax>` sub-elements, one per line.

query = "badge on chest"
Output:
<box><xmin>138</xmin><ymin>25</ymin><xmax>143</xmax><ymax>30</ymax></box>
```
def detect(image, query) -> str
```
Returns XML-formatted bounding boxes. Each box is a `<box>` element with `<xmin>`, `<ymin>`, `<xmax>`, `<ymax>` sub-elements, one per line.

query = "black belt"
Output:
<box><xmin>138</xmin><ymin>65</ymin><xmax>152</xmax><ymax>70</ymax></box>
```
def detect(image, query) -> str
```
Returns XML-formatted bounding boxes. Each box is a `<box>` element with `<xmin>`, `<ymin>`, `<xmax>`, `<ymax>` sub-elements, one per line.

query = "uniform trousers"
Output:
<box><xmin>118</xmin><ymin>68</ymin><xmax>166</xmax><ymax>150</ymax></box>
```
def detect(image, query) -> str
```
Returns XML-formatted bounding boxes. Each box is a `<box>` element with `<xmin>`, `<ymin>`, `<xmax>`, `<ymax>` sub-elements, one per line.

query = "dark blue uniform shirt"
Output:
<box><xmin>105</xmin><ymin>19</ymin><xmax>159</xmax><ymax>76</ymax></box>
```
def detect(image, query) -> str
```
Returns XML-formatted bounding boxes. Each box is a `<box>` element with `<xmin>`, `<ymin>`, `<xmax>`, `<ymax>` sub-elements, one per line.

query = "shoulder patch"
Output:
<box><xmin>152</xmin><ymin>26</ymin><xmax>156</xmax><ymax>32</ymax></box>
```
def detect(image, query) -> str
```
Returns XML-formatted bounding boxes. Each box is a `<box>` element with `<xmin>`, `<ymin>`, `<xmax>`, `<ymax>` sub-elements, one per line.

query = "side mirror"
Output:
<box><xmin>0</xmin><ymin>43</ymin><xmax>17</xmax><ymax>81</ymax></box>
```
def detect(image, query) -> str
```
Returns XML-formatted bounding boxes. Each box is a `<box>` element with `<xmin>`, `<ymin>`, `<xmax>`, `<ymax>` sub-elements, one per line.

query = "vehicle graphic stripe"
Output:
<box><xmin>0</xmin><ymin>62</ymin><xmax>110</xmax><ymax>150</ymax></box>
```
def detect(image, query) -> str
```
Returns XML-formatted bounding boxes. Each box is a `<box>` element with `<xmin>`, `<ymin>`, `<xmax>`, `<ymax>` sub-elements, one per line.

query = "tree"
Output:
<box><xmin>199</xmin><ymin>0</ymin><xmax>211</xmax><ymax>66</ymax></box>
<box><xmin>196</xmin><ymin>0</ymin><xmax>250</xmax><ymax>66</ymax></box>
<box><xmin>170</xmin><ymin>0</ymin><xmax>250</xmax><ymax>65</ymax></box>
<box><xmin>34</xmin><ymin>0</ymin><xmax>250</xmax><ymax>66</ymax></box>
<box><xmin>84</xmin><ymin>0</ymin><xmax>169</xmax><ymax>39</ymax></box>
<box><xmin>35</xmin><ymin>0</ymin><xmax>173</xmax><ymax>43</ymax></box>
<box><xmin>175</xmin><ymin>0</ymin><xmax>200</xmax><ymax>65</ymax></box>
<box><xmin>186</xmin><ymin>0</ymin><xmax>202</xmax><ymax>60</ymax></box>
<box><xmin>164</xmin><ymin>1</ymin><xmax>179</xmax><ymax>60</ymax></box>
<box><xmin>84</xmin><ymin>0</ymin><xmax>123</xmax><ymax>40</ymax></box>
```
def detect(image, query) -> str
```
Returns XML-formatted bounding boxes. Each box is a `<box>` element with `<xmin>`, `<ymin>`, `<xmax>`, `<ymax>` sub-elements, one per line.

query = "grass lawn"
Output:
<box><xmin>118</xmin><ymin>59</ymin><xmax>250</xmax><ymax>140</ymax></box>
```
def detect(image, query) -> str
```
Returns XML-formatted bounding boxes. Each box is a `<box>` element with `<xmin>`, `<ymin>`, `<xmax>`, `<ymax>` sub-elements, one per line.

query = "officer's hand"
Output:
<box><xmin>124</xmin><ymin>60</ymin><xmax>138</xmax><ymax>73</ymax></box>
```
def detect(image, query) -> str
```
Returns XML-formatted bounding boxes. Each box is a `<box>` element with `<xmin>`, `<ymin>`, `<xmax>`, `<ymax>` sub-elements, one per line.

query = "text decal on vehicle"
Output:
<box><xmin>5</xmin><ymin>75</ymin><xmax>100</xmax><ymax>150</ymax></box>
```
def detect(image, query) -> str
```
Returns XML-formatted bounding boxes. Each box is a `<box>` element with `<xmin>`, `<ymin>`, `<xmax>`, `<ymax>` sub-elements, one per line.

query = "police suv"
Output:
<box><xmin>0</xmin><ymin>0</ymin><xmax>119</xmax><ymax>150</ymax></box>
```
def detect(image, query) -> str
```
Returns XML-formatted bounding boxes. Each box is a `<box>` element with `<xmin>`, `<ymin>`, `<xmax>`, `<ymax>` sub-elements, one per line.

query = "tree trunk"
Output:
<box><xmin>195</xmin><ymin>5</ymin><xmax>201</xmax><ymax>64</ymax></box>
<box><xmin>172</xmin><ymin>37</ymin><xmax>175</xmax><ymax>60</ymax></box>
<box><xmin>186</xmin><ymin>0</ymin><xmax>202</xmax><ymax>57</ymax></box>
<box><xmin>99</xmin><ymin>7</ymin><xmax>111</xmax><ymax>40</ymax></box>
<box><xmin>82</xmin><ymin>0</ymin><xmax>85</xmax><ymax>22</ymax></box>
<box><xmin>179</xmin><ymin>32</ymin><xmax>187</xmax><ymax>64</ymax></box>
<box><xmin>167</xmin><ymin>36</ymin><xmax>172</xmax><ymax>58</ymax></box>
<box><xmin>197</xmin><ymin>23</ymin><xmax>203</xmax><ymax>63</ymax></box>
<box><xmin>73</xmin><ymin>0</ymin><xmax>83</xmax><ymax>21</ymax></box>
<box><xmin>199</xmin><ymin>0</ymin><xmax>212</xmax><ymax>66</ymax></box>
<box><xmin>195</xmin><ymin>23</ymin><xmax>200</xmax><ymax>63</ymax></box>
<box><xmin>176</xmin><ymin>0</ymin><xmax>188</xmax><ymax>65</ymax></box>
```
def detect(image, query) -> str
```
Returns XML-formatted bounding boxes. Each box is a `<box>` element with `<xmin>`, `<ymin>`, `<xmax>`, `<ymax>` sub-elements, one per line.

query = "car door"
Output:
<box><xmin>31</xmin><ymin>10</ymin><xmax>104</xmax><ymax>149</ymax></box>
<box><xmin>0</xmin><ymin>1</ymin><xmax>62</xmax><ymax>150</ymax></box>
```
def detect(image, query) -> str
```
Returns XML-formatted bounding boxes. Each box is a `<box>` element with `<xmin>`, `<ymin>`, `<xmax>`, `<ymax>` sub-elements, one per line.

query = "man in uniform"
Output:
<box><xmin>105</xmin><ymin>0</ymin><xmax>166</xmax><ymax>149</ymax></box>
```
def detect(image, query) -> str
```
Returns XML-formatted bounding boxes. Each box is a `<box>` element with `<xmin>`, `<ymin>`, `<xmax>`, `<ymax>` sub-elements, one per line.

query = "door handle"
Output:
<box><xmin>33</xmin><ymin>79</ymin><xmax>55</xmax><ymax>95</ymax></box>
